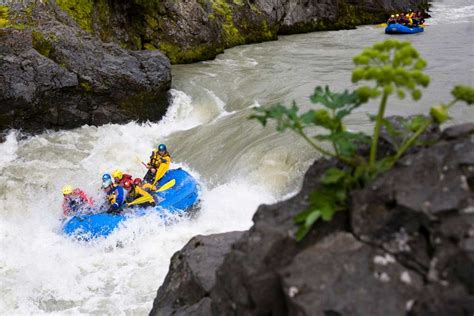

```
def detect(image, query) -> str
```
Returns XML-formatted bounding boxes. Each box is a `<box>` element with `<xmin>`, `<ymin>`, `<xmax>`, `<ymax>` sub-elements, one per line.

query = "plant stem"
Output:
<box><xmin>297</xmin><ymin>130</ymin><xmax>334</xmax><ymax>157</ymax></box>
<box><xmin>331</xmin><ymin>109</ymin><xmax>340</xmax><ymax>156</ymax></box>
<box><xmin>392</xmin><ymin>120</ymin><xmax>431</xmax><ymax>163</ymax></box>
<box><xmin>297</xmin><ymin>130</ymin><xmax>356</xmax><ymax>167</ymax></box>
<box><xmin>391</xmin><ymin>98</ymin><xmax>458</xmax><ymax>166</ymax></box>
<box><xmin>369</xmin><ymin>91</ymin><xmax>388</xmax><ymax>169</ymax></box>
<box><xmin>445</xmin><ymin>99</ymin><xmax>458</xmax><ymax>109</ymax></box>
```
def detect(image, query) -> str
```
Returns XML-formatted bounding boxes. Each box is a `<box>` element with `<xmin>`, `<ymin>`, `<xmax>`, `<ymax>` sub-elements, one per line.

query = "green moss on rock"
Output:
<box><xmin>32</xmin><ymin>31</ymin><xmax>54</xmax><ymax>58</ymax></box>
<box><xmin>211</xmin><ymin>0</ymin><xmax>245</xmax><ymax>46</ymax></box>
<box><xmin>94</xmin><ymin>0</ymin><xmax>111</xmax><ymax>39</ymax></box>
<box><xmin>0</xmin><ymin>5</ymin><xmax>9</xmax><ymax>28</ymax></box>
<box><xmin>145</xmin><ymin>15</ymin><xmax>159</xmax><ymax>29</ymax></box>
<box><xmin>56</xmin><ymin>0</ymin><xmax>93</xmax><ymax>32</ymax></box>
<box><xmin>80</xmin><ymin>81</ymin><xmax>92</xmax><ymax>92</ymax></box>
<box><xmin>159</xmin><ymin>41</ymin><xmax>223</xmax><ymax>64</ymax></box>
<box><xmin>144</xmin><ymin>43</ymin><xmax>157</xmax><ymax>50</ymax></box>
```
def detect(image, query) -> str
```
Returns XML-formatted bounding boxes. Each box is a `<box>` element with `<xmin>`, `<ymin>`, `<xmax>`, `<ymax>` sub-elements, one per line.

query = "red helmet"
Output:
<box><xmin>123</xmin><ymin>180</ymin><xmax>133</xmax><ymax>190</ymax></box>
<box><xmin>133</xmin><ymin>178</ymin><xmax>142</xmax><ymax>186</ymax></box>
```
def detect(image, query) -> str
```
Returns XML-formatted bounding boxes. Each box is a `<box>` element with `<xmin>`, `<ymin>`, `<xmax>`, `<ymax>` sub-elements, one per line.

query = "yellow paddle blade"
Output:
<box><xmin>143</xmin><ymin>183</ymin><xmax>157</xmax><ymax>191</ymax></box>
<box><xmin>375</xmin><ymin>23</ymin><xmax>387</xmax><ymax>28</ymax></box>
<box><xmin>156</xmin><ymin>179</ymin><xmax>176</xmax><ymax>192</ymax></box>
<box><xmin>152</xmin><ymin>164</ymin><xmax>168</xmax><ymax>186</ymax></box>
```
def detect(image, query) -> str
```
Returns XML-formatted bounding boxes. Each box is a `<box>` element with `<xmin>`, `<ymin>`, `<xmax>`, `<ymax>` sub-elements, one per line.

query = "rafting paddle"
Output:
<box><xmin>135</xmin><ymin>155</ymin><xmax>149</xmax><ymax>168</ymax></box>
<box><xmin>156</xmin><ymin>179</ymin><xmax>176</xmax><ymax>192</ymax></box>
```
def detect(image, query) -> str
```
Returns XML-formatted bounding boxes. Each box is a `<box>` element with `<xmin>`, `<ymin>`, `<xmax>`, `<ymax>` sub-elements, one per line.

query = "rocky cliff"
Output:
<box><xmin>0</xmin><ymin>1</ymin><xmax>171</xmax><ymax>136</ymax></box>
<box><xmin>54</xmin><ymin>0</ymin><xmax>429</xmax><ymax>64</ymax></box>
<box><xmin>151</xmin><ymin>123</ymin><xmax>474</xmax><ymax>315</ymax></box>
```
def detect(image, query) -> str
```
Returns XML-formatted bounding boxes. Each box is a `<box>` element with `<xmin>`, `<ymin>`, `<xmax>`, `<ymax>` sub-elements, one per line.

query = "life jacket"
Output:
<box><xmin>108</xmin><ymin>186</ymin><xmax>127</xmax><ymax>210</ymax></box>
<box><xmin>73</xmin><ymin>188</ymin><xmax>94</xmax><ymax>205</ymax></box>
<box><xmin>128</xmin><ymin>185</ymin><xmax>155</xmax><ymax>206</ymax></box>
<box><xmin>62</xmin><ymin>188</ymin><xmax>93</xmax><ymax>216</ymax></box>
<box><xmin>148</xmin><ymin>150</ymin><xmax>171</xmax><ymax>168</ymax></box>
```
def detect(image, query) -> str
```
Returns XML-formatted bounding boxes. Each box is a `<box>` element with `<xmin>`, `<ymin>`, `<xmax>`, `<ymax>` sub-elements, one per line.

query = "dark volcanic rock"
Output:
<box><xmin>150</xmin><ymin>232</ymin><xmax>244</xmax><ymax>316</ymax></box>
<box><xmin>151</xmin><ymin>124</ymin><xmax>474</xmax><ymax>315</ymax></box>
<box><xmin>350</xmin><ymin>130</ymin><xmax>473</xmax><ymax>238</ymax></box>
<box><xmin>210</xmin><ymin>159</ymin><xmax>350</xmax><ymax>315</ymax></box>
<box><xmin>0</xmin><ymin>2</ymin><xmax>171</xmax><ymax>135</ymax></box>
<box><xmin>279</xmin><ymin>232</ymin><xmax>423</xmax><ymax>316</ymax></box>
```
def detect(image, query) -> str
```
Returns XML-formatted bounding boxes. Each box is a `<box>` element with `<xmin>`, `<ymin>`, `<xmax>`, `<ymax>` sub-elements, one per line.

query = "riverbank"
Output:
<box><xmin>0</xmin><ymin>0</ymin><xmax>428</xmax><ymax>136</ymax></box>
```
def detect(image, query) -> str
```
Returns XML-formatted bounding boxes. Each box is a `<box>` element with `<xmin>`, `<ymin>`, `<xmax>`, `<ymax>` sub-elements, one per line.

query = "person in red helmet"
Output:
<box><xmin>124</xmin><ymin>179</ymin><xmax>155</xmax><ymax>208</ymax></box>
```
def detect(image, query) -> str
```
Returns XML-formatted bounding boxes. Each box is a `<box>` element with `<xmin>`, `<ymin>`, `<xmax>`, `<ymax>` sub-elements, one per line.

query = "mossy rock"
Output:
<box><xmin>56</xmin><ymin>0</ymin><xmax>94</xmax><ymax>32</ymax></box>
<box><xmin>0</xmin><ymin>5</ymin><xmax>9</xmax><ymax>28</ymax></box>
<box><xmin>32</xmin><ymin>31</ymin><xmax>54</xmax><ymax>58</ymax></box>
<box><xmin>79</xmin><ymin>81</ymin><xmax>92</xmax><ymax>92</ymax></box>
<box><xmin>159</xmin><ymin>41</ymin><xmax>224</xmax><ymax>64</ymax></box>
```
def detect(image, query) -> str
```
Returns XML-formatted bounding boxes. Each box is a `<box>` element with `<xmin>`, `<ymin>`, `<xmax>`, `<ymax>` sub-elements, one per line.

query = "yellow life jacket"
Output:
<box><xmin>108</xmin><ymin>193</ymin><xmax>116</xmax><ymax>204</ymax></box>
<box><xmin>148</xmin><ymin>150</ymin><xmax>171</xmax><ymax>168</ymax></box>
<box><xmin>128</xmin><ymin>185</ymin><xmax>155</xmax><ymax>206</ymax></box>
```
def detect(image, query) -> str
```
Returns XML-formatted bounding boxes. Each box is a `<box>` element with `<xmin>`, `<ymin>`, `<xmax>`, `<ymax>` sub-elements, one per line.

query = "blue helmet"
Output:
<box><xmin>158</xmin><ymin>144</ymin><xmax>166</xmax><ymax>152</ymax></box>
<box><xmin>102</xmin><ymin>173</ymin><xmax>112</xmax><ymax>183</ymax></box>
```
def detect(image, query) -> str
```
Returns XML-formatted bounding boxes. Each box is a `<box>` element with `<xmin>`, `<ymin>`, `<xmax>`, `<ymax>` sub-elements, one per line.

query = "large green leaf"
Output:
<box><xmin>311</xmin><ymin>86</ymin><xmax>360</xmax><ymax>111</ymax></box>
<box><xmin>316</xmin><ymin>131</ymin><xmax>369</xmax><ymax>158</ymax></box>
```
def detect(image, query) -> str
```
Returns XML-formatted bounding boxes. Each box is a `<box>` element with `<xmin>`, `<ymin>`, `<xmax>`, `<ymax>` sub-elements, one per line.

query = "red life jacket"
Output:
<box><xmin>62</xmin><ymin>188</ymin><xmax>94</xmax><ymax>216</ymax></box>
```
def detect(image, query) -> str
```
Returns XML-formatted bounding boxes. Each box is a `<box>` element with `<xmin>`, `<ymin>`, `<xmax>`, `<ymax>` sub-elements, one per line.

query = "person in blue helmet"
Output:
<box><xmin>143</xmin><ymin>144</ymin><xmax>171</xmax><ymax>186</ymax></box>
<box><xmin>102</xmin><ymin>173</ymin><xmax>112</xmax><ymax>184</ymax></box>
<box><xmin>101</xmin><ymin>173</ymin><xmax>127</xmax><ymax>214</ymax></box>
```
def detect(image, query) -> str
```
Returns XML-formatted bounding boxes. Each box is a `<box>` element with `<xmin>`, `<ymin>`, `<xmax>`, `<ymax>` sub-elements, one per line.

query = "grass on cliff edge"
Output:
<box><xmin>251</xmin><ymin>39</ymin><xmax>474</xmax><ymax>241</ymax></box>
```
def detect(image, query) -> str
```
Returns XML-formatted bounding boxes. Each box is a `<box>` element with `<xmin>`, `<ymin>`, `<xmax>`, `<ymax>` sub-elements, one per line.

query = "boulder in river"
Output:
<box><xmin>0</xmin><ymin>2</ymin><xmax>171</xmax><ymax>136</ymax></box>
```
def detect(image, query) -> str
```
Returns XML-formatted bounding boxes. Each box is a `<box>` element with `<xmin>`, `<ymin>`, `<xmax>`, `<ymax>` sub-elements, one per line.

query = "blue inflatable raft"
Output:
<box><xmin>62</xmin><ymin>168</ymin><xmax>200</xmax><ymax>240</ymax></box>
<box><xmin>385</xmin><ymin>23</ymin><xmax>424</xmax><ymax>34</ymax></box>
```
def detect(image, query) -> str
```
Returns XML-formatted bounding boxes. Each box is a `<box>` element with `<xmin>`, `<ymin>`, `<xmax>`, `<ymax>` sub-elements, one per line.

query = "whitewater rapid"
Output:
<box><xmin>1</xmin><ymin>0</ymin><xmax>473</xmax><ymax>313</ymax></box>
<box><xmin>0</xmin><ymin>90</ymin><xmax>282</xmax><ymax>313</ymax></box>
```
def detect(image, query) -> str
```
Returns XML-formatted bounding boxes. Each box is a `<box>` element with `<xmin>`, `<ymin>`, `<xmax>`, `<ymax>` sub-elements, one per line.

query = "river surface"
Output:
<box><xmin>1</xmin><ymin>0</ymin><xmax>473</xmax><ymax>314</ymax></box>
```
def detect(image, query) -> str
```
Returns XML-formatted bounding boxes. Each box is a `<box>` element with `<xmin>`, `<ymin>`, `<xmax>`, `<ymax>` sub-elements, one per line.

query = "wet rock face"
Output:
<box><xmin>151</xmin><ymin>123</ymin><xmax>474</xmax><ymax>315</ymax></box>
<box><xmin>0</xmin><ymin>2</ymin><xmax>171</xmax><ymax>136</ymax></box>
<box><xmin>150</xmin><ymin>232</ymin><xmax>244</xmax><ymax>316</ymax></box>
<box><xmin>279</xmin><ymin>233</ymin><xmax>424</xmax><ymax>316</ymax></box>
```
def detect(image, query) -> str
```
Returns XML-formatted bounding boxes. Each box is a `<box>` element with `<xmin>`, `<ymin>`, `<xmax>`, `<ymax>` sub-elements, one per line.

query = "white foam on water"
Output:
<box><xmin>429</xmin><ymin>1</ymin><xmax>474</xmax><ymax>25</ymax></box>
<box><xmin>0</xmin><ymin>90</ymin><xmax>279</xmax><ymax>314</ymax></box>
<box><xmin>0</xmin><ymin>131</ymin><xmax>19</xmax><ymax>167</ymax></box>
